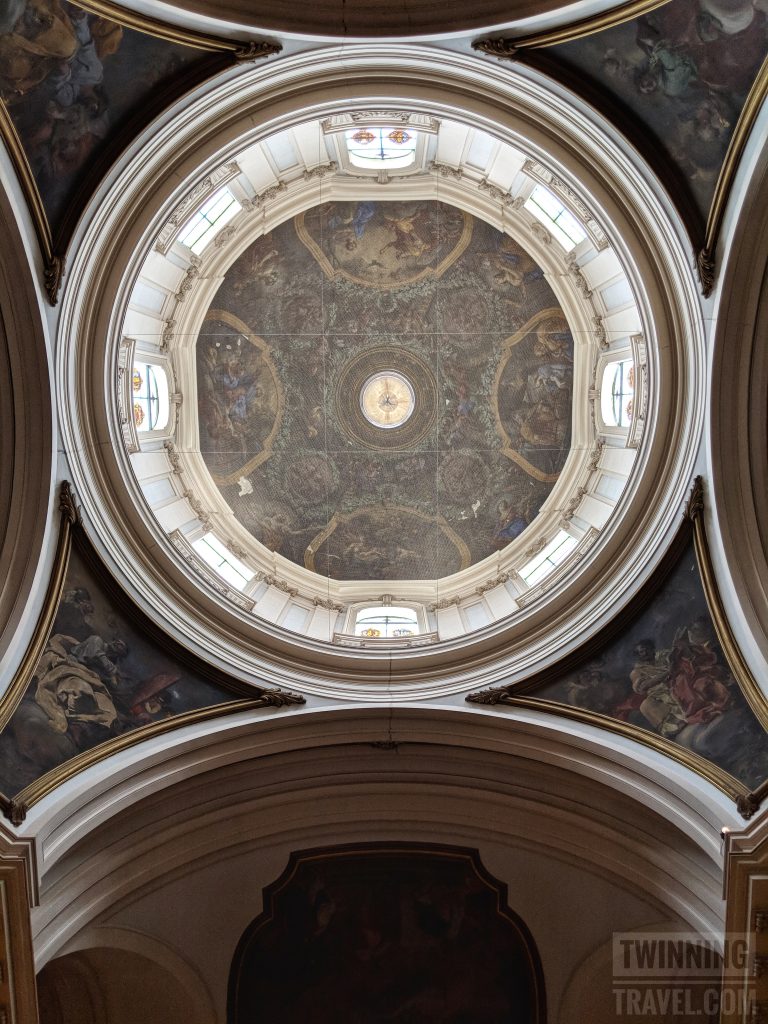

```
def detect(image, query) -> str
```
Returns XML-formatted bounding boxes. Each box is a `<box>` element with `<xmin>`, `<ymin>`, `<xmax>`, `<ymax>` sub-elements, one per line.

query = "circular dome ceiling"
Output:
<box><xmin>195</xmin><ymin>199</ymin><xmax>574</xmax><ymax>582</ymax></box>
<box><xmin>93</xmin><ymin>99</ymin><xmax>677</xmax><ymax>666</ymax></box>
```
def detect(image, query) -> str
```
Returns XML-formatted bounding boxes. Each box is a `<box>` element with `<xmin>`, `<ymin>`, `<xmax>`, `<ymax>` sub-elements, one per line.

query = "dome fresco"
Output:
<box><xmin>196</xmin><ymin>200</ymin><xmax>575</xmax><ymax>581</ymax></box>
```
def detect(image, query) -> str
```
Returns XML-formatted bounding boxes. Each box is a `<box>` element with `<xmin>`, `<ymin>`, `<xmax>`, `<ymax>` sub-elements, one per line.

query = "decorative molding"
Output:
<box><xmin>565</xmin><ymin>253</ymin><xmax>593</xmax><ymax>298</ymax></box>
<box><xmin>58</xmin><ymin>481</ymin><xmax>80</xmax><ymax>528</ymax></box>
<box><xmin>478</xmin><ymin>179</ymin><xmax>523</xmax><ymax>208</ymax></box>
<box><xmin>321</xmin><ymin>112</ymin><xmax>440</xmax><ymax>135</ymax></box>
<box><xmin>429</xmin><ymin>162</ymin><xmax>463</xmax><ymax>180</ymax></box>
<box><xmin>116</xmin><ymin>337</ymin><xmax>140</xmax><ymax>453</ymax></box>
<box><xmin>428</xmin><ymin>596</ymin><xmax>461</xmax><ymax>612</ymax></box>
<box><xmin>628</xmin><ymin>334</ymin><xmax>648</xmax><ymax>449</ymax></box>
<box><xmin>561</xmin><ymin>486</ymin><xmax>588</xmax><ymax>522</ymax></box>
<box><xmin>232</xmin><ymin>41</ymin><xmax>282</xmax><ymax>63</ymax></box>
<box><xmin>466</xmin><ymin>684</ymin><xmax>509</xmax><ymax>704</ymax></box>
<box><xmin>313</xmin><ymin>596</ymin><xmax>345</xmax><ymax>613</ymax></box>
<box><xmin>242</xmin><ymin>181</ymin><xmax>288</xmax><ymax>212</ymax></box>
<box><xmin>475</xmin><ymin>572</ymin><xmax>511</xmax><ymax>596</ymax></box>
<box><xmin>159</xmin><ymin>320</ymin><xmax>176</xmax><ymax>353</ymax></box>
<box><xmin>302</xmin><ymin>162</ymin><xmax>338</xmax><ymax>181</ymax></box>
<box><xmin>472</xmin><ymin>38</ymin><xmax>520</xmax><ymax>61</ymax></box>
<box><xmin>593</xmin><ymin>316</ymin><xmax>608</xmax><ymax>350</ymax></box>
<box><xmin>213</xmin><ymin>223</ymin><xmax>238</xmax><ymax>249</ymax></box>
<box><xmin>333</xmin><ymin>631</ymin><xmax>439</xmax><ymax>648</ymax></box>
<box><xmin>181</xmin><ymin>490</ymin><xmax>213</xmax><ymax>531</ymax></box>
<box><xmin>530</xmin><ymin>221</ymin><xmax>552</xmax><ymax>246</ymax></box>
<box><xmin>174</xmin><ymin>256</ymin><xmax>202</xmax><ymax>303</ymax></box>
<box><xmin>44</xmin><ymin>255</ymin><xmax>66</xmax><ymax>306</ymax></box>
<box><xmin>524</xmin><ymin>537</ymin><xmax>547</xmax><ymax>559</ymax></box>
<box><xmin>255</xmin><ymin>571</ymin><xmax>298</xmax><ymax>598</ymax></box>
<box><xmin>257</xmin><ymin>687</ymin><xmax>306</xmax><ymax>706</ymax></box>
<box><xmin>697</xmin><ymin>247</ymin><xmax>716</xmax><ymax>299</ymax></box>
<box><xmin>163</xmin><ymin>439</ymin><xmax>183</xmax><ymax>475</ymax></box>
<box><xmin>587</xmin><ymin>440</ymin><xmax>606</xmax><ymax>472</ymax></box>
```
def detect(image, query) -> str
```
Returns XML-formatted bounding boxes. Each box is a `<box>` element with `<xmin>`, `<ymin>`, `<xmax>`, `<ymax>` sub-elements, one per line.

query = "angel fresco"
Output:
<box><xmin>0</xmin><ymin>0</ymin><xmax>198</xmax><ymax>229</ymax></box>
<box><xmin>554</xmin><ymin>0</ymin><xmax>768</xmax><ymax>218</ymax></box>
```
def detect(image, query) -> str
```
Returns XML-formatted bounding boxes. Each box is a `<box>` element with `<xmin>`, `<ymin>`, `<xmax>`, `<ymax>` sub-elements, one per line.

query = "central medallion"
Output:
<box><xmin>334</xmin><ymin>346</ymin><xmax>438</xmax><ymax>452</ymax></box>
<box><xmin>360</xmin><ymin>371</ymin><xmax>415</xmax><ymax>429</ymax></box>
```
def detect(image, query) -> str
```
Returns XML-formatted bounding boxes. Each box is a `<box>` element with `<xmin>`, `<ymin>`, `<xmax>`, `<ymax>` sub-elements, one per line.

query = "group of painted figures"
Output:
<box><xmin>0</xmin><ymin>556</ymin><xmax>228</xmax><ymax>796</ymax></box>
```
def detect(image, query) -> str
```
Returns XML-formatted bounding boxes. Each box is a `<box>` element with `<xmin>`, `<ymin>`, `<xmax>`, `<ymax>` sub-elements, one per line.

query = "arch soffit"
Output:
<box><xmin>0</xmin><ymin>168</ymin><xmax>54</xmax><ymax>690</ymax></box>
<box><xmin>23</xmin><ymin>706</ymin><xmax>733</xmax><ymax>875</ymax></box>
<box><xmin>55</xmin><ymin>47</ymin><xmax>706</xmax><ymax>692</ymax></box>
<box><xmin>709</xmin><ymin>102</ymin><xmax>768</xmax><ymax>696</ymax></box>
<box><xmin>28</xmin><ymin>713</ymin><xmax>728</xmax><ymax>966</ymax></box>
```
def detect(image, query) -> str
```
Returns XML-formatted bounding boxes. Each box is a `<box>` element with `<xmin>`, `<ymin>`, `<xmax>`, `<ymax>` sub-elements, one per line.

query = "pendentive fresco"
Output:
<box><xmin>0</xmin><ymin>0</ymin><xmax>205</xmax><ymax>235</ymax></box>
<box><xmin>0</xmin><ymin>544</ymin><xmax>250</xmax><ymax>799</ymax></box>
<box><xmin>549</xmin><ymin>0</ymin><xmax>768</xmax><ymax>222</ymax></box>
<box><xmin>196</xmin><ymin>200</ymin><xmax>574</xmax><ymax>581</ymax></box>
<box><xmin>535</xmin><ymin>541</ymin><xmax>768</xmax><ymax>790</ymax></box>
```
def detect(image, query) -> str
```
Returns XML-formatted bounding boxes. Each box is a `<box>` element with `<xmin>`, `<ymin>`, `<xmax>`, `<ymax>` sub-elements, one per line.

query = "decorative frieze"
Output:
<box><xmin>565</xmin><ymin>252</ymin><xmax>592</xmax><ymax>298</ymax></box>
<box><xmin>303</xmin><ymin>161</ymin><xmax>338</xmax><ymax>181</ymax></box>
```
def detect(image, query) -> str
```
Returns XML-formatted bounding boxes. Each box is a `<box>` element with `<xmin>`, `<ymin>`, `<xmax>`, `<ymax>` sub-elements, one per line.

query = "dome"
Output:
<box><xmin>57</xmin><ymin>54</ymin><xmax>700</xmax><ymax>694</ymax></box>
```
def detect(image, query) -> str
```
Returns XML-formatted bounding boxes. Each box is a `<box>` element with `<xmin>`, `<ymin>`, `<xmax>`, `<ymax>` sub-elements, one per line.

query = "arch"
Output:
<box><xmin>37</xmin><ymin>937</ymin><xmax>215</xmax><ymax>1024</ymax></box>
<box><xmin>0</xmin><ymin>167</ymin><xmax>54</xmax><ymax>690</ymax></box>
<box><xmin>708</xmin><ymin>101</ymin><xmax>768</xmax><ymax>696</ymax></box>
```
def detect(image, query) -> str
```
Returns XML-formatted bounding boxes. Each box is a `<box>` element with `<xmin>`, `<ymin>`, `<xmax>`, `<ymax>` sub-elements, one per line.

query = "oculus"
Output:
<box><xmin>359</xmin><ymin>370</ymin><xmax>416</xmax><ymax>430</ymax></box>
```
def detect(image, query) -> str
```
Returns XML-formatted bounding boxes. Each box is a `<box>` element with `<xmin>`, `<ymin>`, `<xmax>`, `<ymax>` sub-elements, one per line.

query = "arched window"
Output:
<box><xmin>132</xmin><ymin>363</ymin><xmax>170</xmax><ymax>432</ymax></box>
<box><xmin>601</xmin><ymin>360</ymin><xmax>634</xmax><ymax>428</ymax></box>
<box><xmin>524</xmin><ymin>184</ymin><xmax>587</xmax><ymax>252</ymax></box>
<box><xmin>354</xmin><ymin>605</ymin><xmax>420</xmax><ymax>638</ymax></box>
<box><xmin>192</xmin><ymin>532</ymin><xmax>254</xmax><ymax>591</ymax></box>
<box><xmin>520</xmin><ymin>530</ymin><xmax>578</xmax><ymax>587</ymax></box>
<box><xmin>177</xmin><ymin>186</ymin><xmax>241</xmax><ymax>254</ymax></box>
<box><xmin>345</xmin><ymin>127</ymin><xmax>418</xmax><ymax>170</ymax></box>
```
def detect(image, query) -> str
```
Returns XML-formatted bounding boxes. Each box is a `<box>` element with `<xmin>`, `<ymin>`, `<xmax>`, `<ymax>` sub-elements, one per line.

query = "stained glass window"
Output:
<box><xmin>132</xmin><ymin>363</ymin><xmax>170</xmax><ymax>432</ymax></box>
<box><xmin>354</xmin><ymin>606</ymin><xmax>419</xmax><ymax>638</ymax></box>
<box><xmin>387</xmin><ymin>129</ymin><xmax>410</xmax><ymax>145</ymax></box>
<box><xmin>345</xmin><ymin>127</ymin><xmax>418</xmax><ymax>170</ymax></box>
<box><xmin>601</xmin><ymin>359</ymin><xmax>635</xmax><ymax>428</ymax></box>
